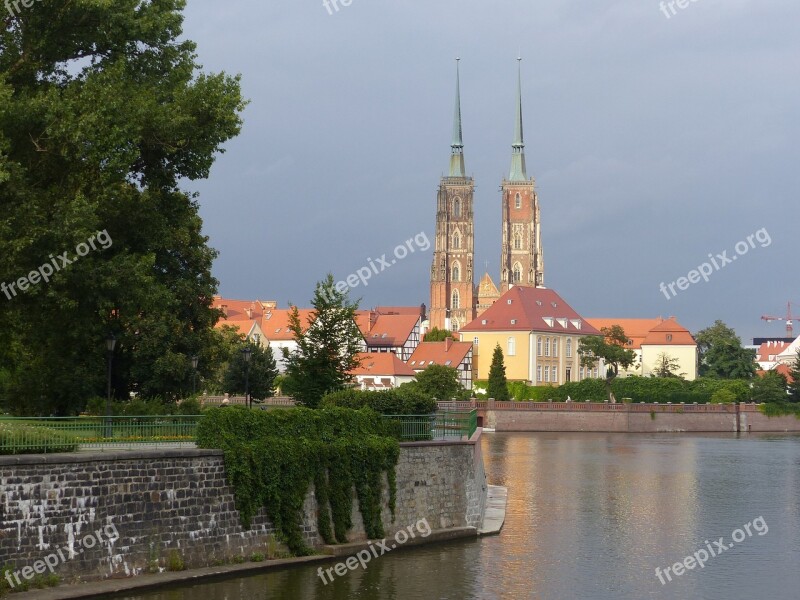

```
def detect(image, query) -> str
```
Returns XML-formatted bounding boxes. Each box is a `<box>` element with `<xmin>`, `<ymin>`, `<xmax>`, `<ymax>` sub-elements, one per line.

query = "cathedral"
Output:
<box><xmin>430</xmin><ymin>59</ymin><xmax>544</xmax><ymax>332</ymax></box>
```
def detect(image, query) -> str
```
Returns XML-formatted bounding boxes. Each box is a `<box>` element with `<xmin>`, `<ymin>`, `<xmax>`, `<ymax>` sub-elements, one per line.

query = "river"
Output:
<box><xmin>120</xmin><ymin>432</ymin><xmax>800</xmax><ymax>600</ymax></box>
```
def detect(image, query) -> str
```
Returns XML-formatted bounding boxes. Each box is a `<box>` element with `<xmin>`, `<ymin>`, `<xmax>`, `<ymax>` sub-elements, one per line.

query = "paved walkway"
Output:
<box><xmin>478</xmin><ymin>485</ymin><xmax>508</xmax><ymax>535</ymax></box>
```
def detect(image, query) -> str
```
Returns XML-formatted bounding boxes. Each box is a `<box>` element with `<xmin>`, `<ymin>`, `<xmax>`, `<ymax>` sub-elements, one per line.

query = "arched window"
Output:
<box><xmin>452</xmin><ymin>262</ymin><xmax>460</xmax><ymax>282</ymax></box>
<box><xmin>451</xmin><ymin>318</ymin><xmax>460</xmax><ymax>331</ymax></box>
<box><xmin>514</xmin><ymin>235</ymin><xmax>522</xmax><ymax>250</ymax></box>
<box><xmin>566</xmin><ymin>338</ymin><xmax>572</xmax><ymax>358</ymax></box>
<box><xmin>515</xmin><ymin>193</ymin><xmax>521</xmax><ymax>209</ymax></box>
<box><xmin>545</xmin><ymin>338</ymin><xmax>551</xmax><ymax>357</ymax></box>
<box><xmin>513</xmin><ymin>263</ymin><xmax>521</xmax><ymax>283</ymax></box>
<box><xmin>453</xmin><ymin>233</ymin><xmax>460</xmax><ymax>249</ymax></box>
<box><xmin>553</xmin><ymin>339</ymin><xmax>559</xmax><ymax>357</ymax></box>
<box><xmin>453</xmin><ymin>198</ymin><xmax>461</xmax><ymax>218</ymax></box>
<box><xmin>537</xmin><ymin>337</ymin><xmax>543</xmax><ymax>356</ymax></box>
<box><xmin>451</xmin><ymin>289</ymin><xmax>460</xmax><ymax>309</ymax></box>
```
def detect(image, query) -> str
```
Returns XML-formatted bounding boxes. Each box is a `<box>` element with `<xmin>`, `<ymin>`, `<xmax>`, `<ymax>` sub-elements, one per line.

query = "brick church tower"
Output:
<box><xmin>500</xmin><ymin>58</ymin><xmax>544</xmax><ymax>292</ymax></box>
<box><xmin>430</xmin><ymin>60</ymin><xmax>475</xmax><ymax>332</ymax></box>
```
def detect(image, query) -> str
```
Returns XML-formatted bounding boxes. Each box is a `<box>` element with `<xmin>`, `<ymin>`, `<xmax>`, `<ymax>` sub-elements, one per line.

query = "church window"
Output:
<box><xmin>452</xmin><ymin>289</ymin><xmax>460</xmax><ymax>309</ymax></box>
<box><xmin>513</xmin><ymin>263</ymin><xmax>521</xmax><ymax>283</ymax></box>
<box><xmin>453</xmin><ymin>233</ymin><xmax>460</xmax><ymax>249</ymax></box>
<box><xmin>453</xmin><ymin>198</ymin><xmax>461</xmax><ymax>218</ymax></box>
<box><xmin>514</xmin><ymin>235</ymin><xmax>522</xmax><ymax>250</ymax></box>
<box><xmin>452</xmin><ymin>263</ymin><xmax>460</xmax><ymax>282</ymax></box>
<box><xmin>515</xmin><ymin>193</ymin><xmax>521</xmax><ymax>209</ymax></box>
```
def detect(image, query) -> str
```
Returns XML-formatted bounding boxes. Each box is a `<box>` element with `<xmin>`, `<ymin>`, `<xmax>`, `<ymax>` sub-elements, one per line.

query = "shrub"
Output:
<box><xmin>710</xmin><ymin>389</ymin><xmax>737</xmax><ymax>404</ymax></box>
<box><xmin>321</xmin><ymin>388</ymin><xmax>436</xmax><ymax>415</ymax></box>
<box><xmin>0</xmin><ymin>423</ymin><xmax>79</xmax><ymax>455</ymax></box>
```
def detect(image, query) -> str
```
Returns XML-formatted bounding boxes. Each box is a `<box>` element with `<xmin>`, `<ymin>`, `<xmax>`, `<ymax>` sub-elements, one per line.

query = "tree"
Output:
<box><xmin>789</xmin><ymin>350</ymin><xmax>800</xmax><ymax>403</ymax></box>
<box><xmin>695</xmin><ymin>321</ymin><xmax>756</xmax><ymax>379</ymax></box>
<box><xmin>0</xmin><ymin>2</ymin><xmax>245</xmax><ymax>414</ymax></box>
<box><xmin>652</xmin><ymin>352</ymin><xmax>684</xmax><ymax>378</ymax></box>
<box><xmin>487</xmin><ymin>344</ymin><xmax>510</xmax><ymax>401</ymax></box>
<box><xmin>282</xmin><ymin>275</ymin><xmax>363</xmax><ymax>408</ymax></box>
<box><xmin>751</xmin><ymin>371</ymin><xmax>789</xmax><ymax>404</ymax></box>
<box><xmin>578</xmin><ymin>326</ymin><xmax>637</xmax><ymax>403</ymax></box>
<box><xmin>407</xmin><ymin>364</ymin><xmax>462</xmax><ymax>400</ymax></box>
<box><xmin>222</xmin><ymin>344</ymin><xmax>279</xmax><ymax>402</ymax></box>
<box><xmin>424</xmin><ymin>327</ymin><xmax>456</xmax><ymax>342</ymax></box>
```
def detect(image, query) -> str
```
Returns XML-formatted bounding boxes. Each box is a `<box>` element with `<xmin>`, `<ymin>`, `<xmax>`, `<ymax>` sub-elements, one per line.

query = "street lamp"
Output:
<box><xmin>191</xmin><ymin>355</ymin><xmax>199</xmax><ymax>396</ymax></box>
<box><xmin>105</xmin><ymin>333</ymin><xmax>116</xmax><ymax>438</ymax></box>
<box><xmin>242</xmin><ymin>346</ymin><xmax>252</xmax><ymax>409</ymax></box>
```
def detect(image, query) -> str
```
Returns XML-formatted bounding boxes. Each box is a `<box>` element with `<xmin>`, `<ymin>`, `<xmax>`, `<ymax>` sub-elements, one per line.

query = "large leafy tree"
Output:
<box><xmin>424</xmin><ymin>327</ymin><xmax>456</xmax><ymax>342</ymax></box>
<box><xmin>409</xmin><ymin>364</ymin><xmax>462</xmax><ymax>401</ymax></box>
<box><xmin>578</xmin><ymin>325</ymin><xmax>637</xmax><ymax>402</ymax></box>
<box><xmin>694</xmin><ymin>321</ymin><xmax>756</xmax><ymax>380</ymax></box>
<box><xmin>0</xmin><ymin>1</ymin><xmax>245</xmax><ymax>414</ymax></box>
<box><xmin>282</xmin><ymin>275</ymin><xmax>363</xmax><ymax>408</ymax></box>
<box><xmin>487</xmin><ymin>344</ymin><xmax>510</xmax><ymax>401</ymax></box>
<box><xmin>752</xmin><ymin>371</ymin><xmax>788</xmax><ymax>404</ymax></box>
<box><xmin>222</xmin><ymin>343</ymin><xmax>279</xmax><ymax>402</ymax></box>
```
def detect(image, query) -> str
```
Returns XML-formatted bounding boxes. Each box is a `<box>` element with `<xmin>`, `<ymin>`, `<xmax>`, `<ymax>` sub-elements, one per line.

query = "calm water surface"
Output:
<box><xmin>121</xmin><ymin>432</ymin><xmax>800</xmax><ymax>600</ymax></box>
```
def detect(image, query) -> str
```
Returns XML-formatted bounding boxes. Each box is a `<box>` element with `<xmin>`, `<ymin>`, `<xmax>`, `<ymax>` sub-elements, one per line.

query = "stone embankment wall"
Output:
<box><xmin>0</xmin><ymin>437</ymin><xmax>486</xmax><ymax>584</ymax></box>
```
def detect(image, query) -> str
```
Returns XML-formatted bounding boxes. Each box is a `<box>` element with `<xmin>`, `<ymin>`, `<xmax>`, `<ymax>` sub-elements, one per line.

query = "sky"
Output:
<box><xmin>179</xmin><ymin>0</ymin><xmax>798</xmax><ymax>344</ymax></box>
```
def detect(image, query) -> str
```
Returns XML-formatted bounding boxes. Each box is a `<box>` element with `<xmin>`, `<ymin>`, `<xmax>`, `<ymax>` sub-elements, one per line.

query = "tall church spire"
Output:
<box><xmin>449</xmin><ymin>58</ymin><xmax>465</xmax><ymax>178</ymax></box>
<box><xmin>509</xmin><ymin>57</ymin><xmax>527</xmax><ymax>182</ymax></box>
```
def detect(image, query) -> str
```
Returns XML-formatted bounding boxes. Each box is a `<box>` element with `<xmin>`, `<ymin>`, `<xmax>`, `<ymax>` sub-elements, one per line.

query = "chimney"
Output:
<box><xmin>245</xmin><ymin>307</ymin><xmax>253</xmax><ymax>319</ymax></box>
<box><xmin>420</xmin><ymin>303</ymin><xmax>427</xmax><ymax>320</ymax></box>
<box><xmin>445</xmin><ymin>337</ymin><xmax>452</xmax><ymax>352</ymax></box>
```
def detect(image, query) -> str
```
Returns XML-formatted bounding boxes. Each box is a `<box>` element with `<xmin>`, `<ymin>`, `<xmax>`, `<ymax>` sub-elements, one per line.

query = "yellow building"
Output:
<box><xmin>586</xmin><ymin>317</ymin><xmax>698</xmax><ymax>380</ymax></box>
<box><xmin>459</xmin><ymin>286</ymin><xmax>603</xmax><ymax>385</ymax></box>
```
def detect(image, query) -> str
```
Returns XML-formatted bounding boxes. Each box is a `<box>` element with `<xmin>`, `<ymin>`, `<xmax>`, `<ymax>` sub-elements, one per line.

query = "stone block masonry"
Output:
<box><xmin>0</xmin><ymin>439</ymin><xmax>487</xmax><ymax>584</ymax></box>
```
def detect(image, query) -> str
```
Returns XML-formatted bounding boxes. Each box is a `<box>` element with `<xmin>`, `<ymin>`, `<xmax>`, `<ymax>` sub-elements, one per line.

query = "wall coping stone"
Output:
<box><xmin>0</xmin><ymin>448</ymin><xmax>223</xmax><ymax>466</ymax></box>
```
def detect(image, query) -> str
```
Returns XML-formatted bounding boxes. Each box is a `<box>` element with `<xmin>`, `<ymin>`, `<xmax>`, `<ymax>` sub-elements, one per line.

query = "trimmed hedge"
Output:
<box><xmin>320</xmin><ymin>387</ymin><xmax>437</xmax><ymax>415</ymax></box>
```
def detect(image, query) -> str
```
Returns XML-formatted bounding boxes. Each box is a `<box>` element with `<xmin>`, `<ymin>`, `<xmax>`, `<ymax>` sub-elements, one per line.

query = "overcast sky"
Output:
<box><xmin>180</xmin><ymin>0</ymin><xmax>798</xmax><ymax>343</ymax></box>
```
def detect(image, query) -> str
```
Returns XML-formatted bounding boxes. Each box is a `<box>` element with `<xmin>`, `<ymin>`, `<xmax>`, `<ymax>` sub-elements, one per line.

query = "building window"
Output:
<box><xmin>579</xmin><ymin>366</ymin><xmax>584</xmax><ymax>379</ymax></box>
<box><xmin>507</xmin><ymin>337</ymin><xmax>516</xmax><ymax>356</ymax></box>
<box><xmin>553</xmin><ymin>339</ymin><xmax>559</xmax><ymax>357</ymax></box>
<box><xmin>453</xmin><ymin>233</ymin><xmax>460</xmax><ymax>249</ymax></box>
<box><xmin>552</xmin><ymin>368</ymin><xmax>558</xmax><ymax>383</ymax></box>
<box><xmin>513</xmin><ymin>263</ymin><xmax>521</xmax><ymax>283</ymax></box>
<box><xmin>666</xmin><ymin>334</ymin><xmax>673</xmax><ymax>342</ymax></box>
<box><xmin>537</xmin><ymin>337</ymin><xmax>542</xmax><ymax>356</ymax></box>
<box><xmin>452</xmin><ymin>263</ymin><xmax>460</xmax><ymax>282</ymax></box>
<box><xmin>545</xmin><ymin>338</ymin><xmax>550</xmax><ymax>357</ymax></box>
<box><xmin>473</xmin><ymin>337</ymin><xmax>479</xmax><ymax>345</ymax></box>
<box><xmin>515</xmin><ymin>193</ymin><xmax>521</xmax><ymax>209</ymax></box>
<box><xmin>451</xmin><ymin>290</ymin><xmax>460</xmax><ymax>309</ymax></box>
<box><xmin>566</xmin><ymin>338</ymin><xmax>572</xmax><ymax>358</ymax></box>
<box><xmin>514</xmin><ymin>235</ymin><xmax>521</xmax><ymax>250</ymax></box>
<box><xmin>537</xmin><ymin>365</ymin><xmax>542</xmax><ymax>382</ymax></box>
<box><xmin>453</xmin><ymin>198</ymin><xmax>461</xmax><ymax>218</ymax></box>
<box><xmin>544</xmin><ymin>366</ymin><xmax>550</xmax><ymax>382</ymax></box>
<box><xmin>593</xmin><ymin>367</ymin><xmax>599</xmax><ymax>378</ymax></box>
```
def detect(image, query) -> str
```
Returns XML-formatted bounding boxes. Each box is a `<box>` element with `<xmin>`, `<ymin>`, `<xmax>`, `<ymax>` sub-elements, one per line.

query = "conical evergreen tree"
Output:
<box><xmin>487</xmin><ymin>344</ymin><xmax>510</xmax><ymax>401</ymax></box>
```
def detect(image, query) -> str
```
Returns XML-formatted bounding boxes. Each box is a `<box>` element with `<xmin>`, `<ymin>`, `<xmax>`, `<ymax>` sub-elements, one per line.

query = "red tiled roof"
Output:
<box><xmin>213</xmin><ymin>297</ymin><xmax>315</xmax><ymax>341</ymax></box>
<box><xmin>408</xmin><ymin>341</ymin><xmax>472</xmax><ymax>370</ymax></box>
<box><xmin>374</xmin><ymin>306</ymin><xmax>425</xmax><ymax>316</ymax></box>
<box><xmin>756</xmin><ymin>363</ymin><xmax>794</xmax><ymax>384</ymax></box>
<box><xmin>585</xmin><ymin>317</ymin><xmax>695</xmax><ymax>349</ymax></box>
<box><xmin>461</xmin><ymin>286</ymin><xmax>600</xmax><ymax>335</ymax></box>
<box><xmin>756</xmin><ymin>340</ymin><xmax>791</xmax><ymax>362</ymax></box>
<box><xmin>350</xmin><ymin>353</ymin><xmax>416</xmax><ymax>377</ymax></box>
<box><xmin>357</xmin><ymin>313</ymin><xmax>420</xmax><ymax>347</ymax></box>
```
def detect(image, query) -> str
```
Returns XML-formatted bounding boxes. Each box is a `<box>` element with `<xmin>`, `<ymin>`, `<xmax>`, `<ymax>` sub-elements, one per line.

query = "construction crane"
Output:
<box><xmin>761</xmin><ymin>301</ymin><xmax>798</xmax><ymax>338</ymax></box>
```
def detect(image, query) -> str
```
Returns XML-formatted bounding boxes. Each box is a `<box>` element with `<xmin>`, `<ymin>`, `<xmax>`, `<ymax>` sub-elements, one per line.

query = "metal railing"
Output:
<box><xmin>383</xmin><ymin>409</ymin><xmax>478</xmax><ymax>442</ymax></box>
<box><xmin>0</xmin><ymin>416</ymin><xmax>202</xmax><ymax>454</ymax></box>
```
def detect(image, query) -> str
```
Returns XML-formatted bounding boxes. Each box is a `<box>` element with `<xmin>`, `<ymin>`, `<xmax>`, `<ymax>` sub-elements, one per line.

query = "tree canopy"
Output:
<box><xmin>578</xmin><ymin>325</ymin><xmax>637</xmax><ymax>402</ymax></box>
<box><xmin>223</xmin><ymin>344</ymin><xmax>279</xmax><ymax>402</ymax></box>
<box><xmin>694</xmin><ymin>321</ymin><xmax>756</xmax><ymax>379</ymax></box>
<box><xmin>0</xmin><ymin>0</ymin><xmax>246</xmax><ymax>414</ymax></box>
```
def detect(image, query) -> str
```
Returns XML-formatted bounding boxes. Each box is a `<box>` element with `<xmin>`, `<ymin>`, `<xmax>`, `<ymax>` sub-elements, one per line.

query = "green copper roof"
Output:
<box><xmin>509</xmin><ymin>57</ymin><xmax>528</xmax><ymax>182</ymax></box>
<box><xmin>449</xmin><ymin>58</ymin><xmax>466</xmax><ymax>178</ymax></box>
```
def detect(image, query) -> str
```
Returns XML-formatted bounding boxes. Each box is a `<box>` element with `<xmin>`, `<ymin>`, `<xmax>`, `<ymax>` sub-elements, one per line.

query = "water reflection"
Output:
<box><xmin>122</xmin><ymin>433</ymin><xmax>800</xmax><ymax>600</ymax></box>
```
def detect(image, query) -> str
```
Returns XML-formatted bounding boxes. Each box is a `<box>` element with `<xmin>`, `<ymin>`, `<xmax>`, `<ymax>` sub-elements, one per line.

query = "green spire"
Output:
<box><xmin>509</xmin><ymin>57</ymin><xmax>528</xmax><ymax>182</ymax></box>
<box><xmin>449</xmin><ymin>58</ymin><xmax>465</xmax><ymax>178</ymax></box>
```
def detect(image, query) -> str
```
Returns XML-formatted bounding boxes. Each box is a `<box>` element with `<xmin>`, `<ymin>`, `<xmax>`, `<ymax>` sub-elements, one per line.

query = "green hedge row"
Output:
<box><xmin>320</xmin><ymin>387</ymin><xmax>437</xmax><ymax>415</ymax></box>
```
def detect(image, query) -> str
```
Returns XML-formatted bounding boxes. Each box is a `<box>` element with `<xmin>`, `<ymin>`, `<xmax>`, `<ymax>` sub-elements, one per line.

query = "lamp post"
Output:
<box><xmin>191</xmin><ymin>355</ymin><xmax>199</xmax><ymax>396</ymax></box>
<box><xmin>105</xmin><ymin>333</ymin><xmax>116</xmax><ymax>438</ymax></box>
<box><xmin>242</xmin><ymin>346</ymin><xmax>252</xmax><ymax>409</ymax></box>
